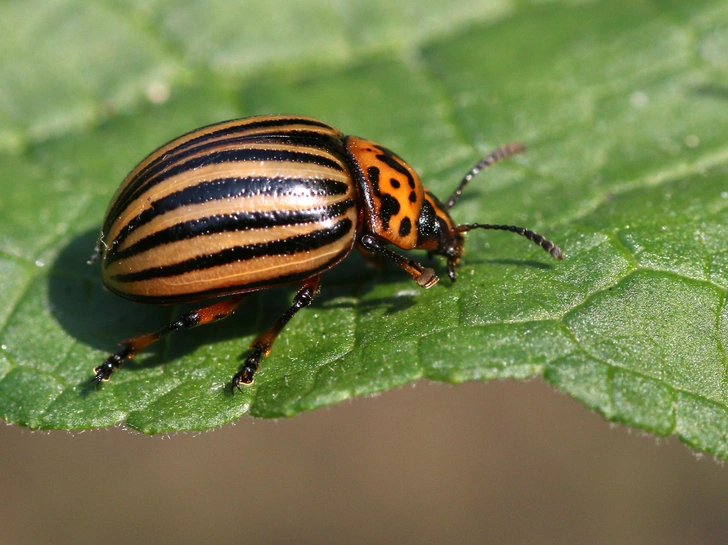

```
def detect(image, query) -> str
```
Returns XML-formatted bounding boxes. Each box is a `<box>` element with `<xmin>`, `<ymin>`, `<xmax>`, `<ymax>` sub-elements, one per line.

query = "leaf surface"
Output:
<box><xmin>1</xmin><ymin>0</ymin><xmax>728</xmax><ymax>455</ymax></box>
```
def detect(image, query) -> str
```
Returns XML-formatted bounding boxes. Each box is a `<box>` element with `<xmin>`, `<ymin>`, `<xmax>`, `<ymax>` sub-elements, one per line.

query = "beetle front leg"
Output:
<box><xmin>358</xmin><ymin>234</ymin><xmax>439</xmax><ymax>288</ymax></box>
<box><xmin>232</xmin><ymin>275</ymin><xmax>321</xmax><ymax>391</ymax></box>
<box><xmin>93</xmin><ymin>294</ymin><xmax>249</xmax><ymax>384</ymax></box>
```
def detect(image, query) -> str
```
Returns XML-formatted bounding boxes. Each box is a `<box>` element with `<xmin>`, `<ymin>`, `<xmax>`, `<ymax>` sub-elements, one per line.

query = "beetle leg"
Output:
<box><xmin>355</xmin><ymin>240</ymin><xmax>386</xmax><ymax>269</ymax></box>
<box><xmin>93</xmin><ymin>294</ymin><xmax>249</xmax><ymax>385</ymax></box>
<box><xmin>232</xmin><ymin>275</ymin><xmax>321</xmax><ymax>391</ymax></box>
<box><xmin>358</xmin><ymin>234</ymin><xmax>439</xmax><ymax>289</ymax></box>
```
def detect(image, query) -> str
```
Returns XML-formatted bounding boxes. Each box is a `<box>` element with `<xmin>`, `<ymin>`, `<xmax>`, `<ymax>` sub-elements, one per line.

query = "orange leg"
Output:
<box><xmin>232</xmin><ymin>275</ymin><xmax>321</xmax><ymax>391</ymax></box>
<box><xmin>93</xmin><ymin>294</ymin><xmax>249</xmax><ymax>384</ymax></box>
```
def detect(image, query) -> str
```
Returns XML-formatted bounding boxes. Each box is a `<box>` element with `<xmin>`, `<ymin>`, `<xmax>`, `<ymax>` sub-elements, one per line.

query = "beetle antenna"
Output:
<box><xmin>455</xmin><ymin>223</ymin><xmax>563</xmax><ymax>260</ymax></box>
<box><xmin>445</xmin><ymin>142</ymin><xmax>525</xmax><ymax>210</ymax></box>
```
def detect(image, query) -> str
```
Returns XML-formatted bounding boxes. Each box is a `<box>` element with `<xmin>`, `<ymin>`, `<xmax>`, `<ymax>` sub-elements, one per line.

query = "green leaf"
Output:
<box><xmin>1</xmin><ymin>0</ymin><xmax>728</xmax><ymax>453</ymax></box>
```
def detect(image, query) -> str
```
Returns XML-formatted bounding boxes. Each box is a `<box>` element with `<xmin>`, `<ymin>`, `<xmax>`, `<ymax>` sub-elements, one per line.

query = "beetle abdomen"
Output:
<box><xmin>100</xmin><ymin>116</ymin><xmax>358</xmax><ymax>304</ymax></box>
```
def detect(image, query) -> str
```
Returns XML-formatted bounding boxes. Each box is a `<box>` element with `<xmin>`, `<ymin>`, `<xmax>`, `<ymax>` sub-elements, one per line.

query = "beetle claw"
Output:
<box><xmin>416</xmin><ymin>268</ymin><xmax>439</xmax><ymax>289</ymax></box>
<box><xmin>92</xmin><ymin>346</ymin><xmax>132</xmax><ymax>385</ymax></box>
<box><xmin>231</xmin><ymin>352</ymin><xmax>260</xmax><ymax>393</ymax></box>
<box><xmin>231</xmin><ymin>366</ymin><xmax>256</xmax><ymax>394</ymax></box>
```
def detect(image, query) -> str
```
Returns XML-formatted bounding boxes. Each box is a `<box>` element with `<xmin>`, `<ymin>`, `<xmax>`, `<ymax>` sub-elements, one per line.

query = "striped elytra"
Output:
<box><xmin>100</xmin><ymin>116</ymin><xmax>357</xmax><ymax>303</ymax></box>
<box><xmin>93</xmin><ymin>114</ymin><xmax>563</xmax><ymax>390</ymax></box>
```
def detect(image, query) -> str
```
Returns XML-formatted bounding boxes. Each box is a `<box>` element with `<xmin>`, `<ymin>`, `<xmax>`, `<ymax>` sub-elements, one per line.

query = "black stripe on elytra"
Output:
<box><xmin>184</xmin><ymin>117</ymin><xmax>337</xmax><ymax>149</ymax></box>
<box><xmin>108</xmin><ymin>199</ymin><xmax>355</xmax><ymax>263</ymax></box>
<box><xmin>105</xmin><ymin>246</ymin><xmax>353</xmax><ymax>305</ymax></box>
<box><xmin>110</xmin><ymin>218</ymin><xmax>353</xmax><ymax>284</ymax></box>
<box><xmin>105</xmin><ymin>146</ymin><xmax>347</xmax><ymax>235</ymax></box>
<box><xmin>131</xmin><ymin>130</ymin><xmax>346</xmax><ymax>198</ymax></box>
<box><xmin>137</xmin><ymin>117</ymin><xmax>337</xmax><ymax>178</ymax></box>
<box><xmin>108</xmin><ymin>176</ymin><xmax>350</xmax><ymax>254</ymax></box>
<box><xmin>125</xmin><ymin>119</ymin><xmax>341</xmax><ymax>201</ymax></box>
<box><xmin>251</xmin><ymin>131</ymin><xmax>346</xmax><ymax>153</ymax></box>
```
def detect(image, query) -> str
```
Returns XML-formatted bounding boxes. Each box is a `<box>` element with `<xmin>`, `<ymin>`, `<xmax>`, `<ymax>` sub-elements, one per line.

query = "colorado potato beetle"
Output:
<box><xmin>91</xmin><ymin>115</ymin><xmax>562</xmax><ymax>390</ymax></box>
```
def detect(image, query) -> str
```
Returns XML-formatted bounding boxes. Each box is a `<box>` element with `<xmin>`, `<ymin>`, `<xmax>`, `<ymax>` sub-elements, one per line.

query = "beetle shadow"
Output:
<box><xmin>48</xmin><ymin>230</ymin><xmax>200</xmax><ymax>384</ymax></box>
<box><xmin>482</xmin><ymin>258</ymin><xmax>555</xmax><ymax>270</ymax></box>
<box><xmin>50</xmin><ymin>228</ymin><xmax>557</xmax><ymax>390</ymax></box>
<box><xmin>692</xmin><ymin>84</ymin><xmax>728</xmax><ymax>101</ymax></box>
<box><xmin>48</xmin><ymin>229</ymin><xmax>420</xmax><ymax>389</ymax></box>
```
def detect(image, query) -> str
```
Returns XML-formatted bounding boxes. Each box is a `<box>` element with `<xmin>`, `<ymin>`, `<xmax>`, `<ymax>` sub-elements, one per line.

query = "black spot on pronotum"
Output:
<box><xmin>379</xmin><ymin>194</ymin><xmax>400</xmax><ymax>231</ymax></box>
<box><xmin>409</xmin><ymin>191</ymin><xmax>416</xmax><ymax>203</ymax></box>
<box><xmin>367</xmin><ymin>166</ymin><xmax>381</xmax><ymax>196</ymax></box>
<box><xmin>398</xmin><ymin>217</ymin><xmax>412</xmax><ymax>237</ymax></box>
<box><xmin>375</xmin><ymin>150</ymin><xmax>417</xmax><ymax>190</ymax></box>
<box><xmin>390</xmin><ymin>178</ymin><xmax>400</xmax><ymax>189</ymax></box>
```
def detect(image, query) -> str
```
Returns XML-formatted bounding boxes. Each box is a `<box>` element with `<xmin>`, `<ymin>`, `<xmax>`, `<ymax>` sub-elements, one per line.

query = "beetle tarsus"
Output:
<box><xmin>416</xmin><ymin>268</ymin><xmax>438</xmax><ymax>288</ymax></box>
<box><xmin>231</xmin><ymin>355</ymin><xmax>261</xmax><ymax>393</ymax></box>
<box><xmin>447</xmin><ymin>260</ymin><xmax>457</xmax><ymax>282</ymax></box>
<box><xmin>92</xmin><ymin>345</ymin><xmax>132</xmax><ymax>385</ymax></box>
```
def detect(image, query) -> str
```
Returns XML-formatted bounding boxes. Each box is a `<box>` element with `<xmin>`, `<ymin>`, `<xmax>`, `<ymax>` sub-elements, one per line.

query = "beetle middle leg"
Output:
<box><xmin>358</xmin><ymin>234</ymin><xmax>439</xmax><ymax>288</ymax></box>
<box><xmin>93</xmin><ymin>294</ymin><xmax>249</xmax><ymax>384</ymax></box>
<box><xmin>232</xmin><ymin>275</ymin><xmax>322</xmax><ymax>391</ymax></box>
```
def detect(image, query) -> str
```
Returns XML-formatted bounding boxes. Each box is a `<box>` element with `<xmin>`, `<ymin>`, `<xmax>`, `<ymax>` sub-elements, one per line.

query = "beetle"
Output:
<box><xmin>91</xmin><ymin>115</ymin><xmax>562</xmax><ymax>390</ymax></box>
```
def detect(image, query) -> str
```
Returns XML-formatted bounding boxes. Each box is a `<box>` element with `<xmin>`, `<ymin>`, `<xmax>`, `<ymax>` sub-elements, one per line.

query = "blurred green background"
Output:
<box><xmin>2</xmin><ymin>0</ymin><xmax>728</xmax><ymax>543</ymax></box>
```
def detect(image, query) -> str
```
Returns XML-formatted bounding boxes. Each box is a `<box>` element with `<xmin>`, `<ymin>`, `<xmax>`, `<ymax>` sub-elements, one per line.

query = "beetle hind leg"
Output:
<box><xmin>232</xmin><ymin>275</ymin><xmax>321</xmax><ymax>391</ymax></box>
<box><xmin>93</xmin><ymin>294</ymin><xmax>249</xmax><ymax>385</ymax></box>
